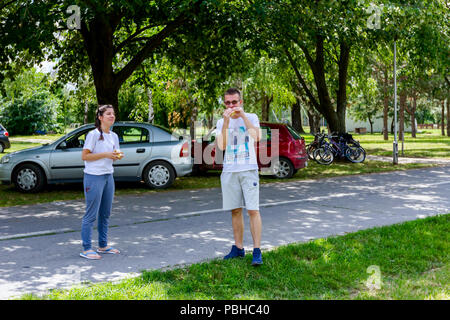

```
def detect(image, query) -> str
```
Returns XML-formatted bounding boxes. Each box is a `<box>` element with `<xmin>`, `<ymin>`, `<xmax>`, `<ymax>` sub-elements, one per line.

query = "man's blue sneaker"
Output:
<box><xmin>224</xmin><ymin>245</ymin><xmax>245</xmax><ymax>259</ymax></box>
<box><xmin>251</xmin><ymin>248</ymin><xmax>263</xmax><ymax>266</ymax></box>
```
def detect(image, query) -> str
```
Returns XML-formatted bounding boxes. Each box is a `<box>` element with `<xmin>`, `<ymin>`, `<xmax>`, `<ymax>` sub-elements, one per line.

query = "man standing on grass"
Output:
<box><xmin>216</xmin><ymin>88</ymin><xmax>263</xmax><ymax>266</ymax></box>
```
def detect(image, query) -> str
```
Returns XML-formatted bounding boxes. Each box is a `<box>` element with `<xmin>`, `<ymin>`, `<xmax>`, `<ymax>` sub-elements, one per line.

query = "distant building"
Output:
<box><xmin>346</xmin><ymin>115</ymin><xmax>413</xmax><ymax>133</ymax></box>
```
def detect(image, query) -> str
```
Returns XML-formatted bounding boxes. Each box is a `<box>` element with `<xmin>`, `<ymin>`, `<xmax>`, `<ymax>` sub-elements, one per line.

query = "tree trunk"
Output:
<box><xmin>307</xmin><ymin>110</ymin><xmax>321</xmax><ymax>134</ymax></box>
<box><xmin>286</xmin><ymin>37</ymin><xmax>349</xmax><ymax>134</ymax></box>
<box><xmin>146</xmin><ymin>86</ymin><xmax>154</xmax><ymax>123</ymax></box>
<box><xmin>261</xmin><ymin>94</ymin><xmax>272</xmax><ymax>122</ymax></box>
<box><xmin>96</xmin><ymin>86</ymin><xmax>120</xmax><ymax>118</ymax></box>
<box><xmin>309</xmin><ymin>38</ymin><xmax>341</xmax><ymax>133</ymax></box>
<box><xmin>446</xmin><ymin>99</ymin><xmax>449</xmax><ymax>137</ymax></box>
<box><xmin>336</xmin><ymin>41</ymin><xmax>350</xmax><ymax>133</ymax></box>
<box><xmin>82</xmin><ymin>18</ymin><xmax>121</xmax><ymax>117</ymax></box>
<box><xmin>313</xmin><ymin>114</ymin><xmax>321</xmax><ymax>134</ymax></box>
<box><xmin>368</xmin><ymin>118</ymin><xmax>374</xmax><ymax>134</ymax></box>
<box><xmin>399</xmin><ymin>93</ymin><xmax>406</xmax><ymax>141</ymax></box>
<box><xmin>190</xmin><ymin>106</ymin><xmax>198</xmax><ymax>141</ymax></box>
<box><xmin>291</xmin><ymin>98</ymin><xmax>305</xmax><ymax>133</ymax></box>
<box><xmin>207</xmin><ymin>112</ymin><xmax>214</xmax><ymax>129</ymax></box>
<box><xmin>442</xmin><ymin>100</ymin><xmax>445</xmax><ymax>136</ymax></box>
<box><xmin>79</xmin><ymin>11</ymin><xmax>188</xmax><ymax>121</ymax></box>
<box><xmin>84</xmin><ymin>99</ymin><xmax>89</xmax><ymax>124</ymax></box>
<box><xmin>408</xmin><ymin>94</ymin><xmax>417</xmax><ymax>138</ymax></box>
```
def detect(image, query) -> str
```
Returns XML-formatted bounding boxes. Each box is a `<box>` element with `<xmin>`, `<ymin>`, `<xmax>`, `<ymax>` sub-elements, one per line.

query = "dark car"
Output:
<box><xmin>0</xmin><ymin>124</ymin><xmax>10</xmax><ymax>153</ymax></box>
<box><xmin>192</xmin><ymin>122</ymin><xmax>308</xmax><ymax>178</ymax></box>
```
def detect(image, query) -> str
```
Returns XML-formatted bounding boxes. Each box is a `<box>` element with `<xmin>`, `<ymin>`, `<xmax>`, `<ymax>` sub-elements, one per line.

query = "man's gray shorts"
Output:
<box><xmin>220</xmin><ymin>170</ymin><xmax>259</xmax><ymax>211</ymax></box>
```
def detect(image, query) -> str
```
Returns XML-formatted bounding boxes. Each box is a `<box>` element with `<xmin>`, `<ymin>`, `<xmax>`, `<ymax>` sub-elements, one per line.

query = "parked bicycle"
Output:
<box><xmin>306</xmin><ymin>132</ymin><xmax>326</xmax><ymax>160</ymax></box>
<box><xmin>313</xmin><ymin>132</ymin><xmax>366</xmax><ymax>165</ymax></box>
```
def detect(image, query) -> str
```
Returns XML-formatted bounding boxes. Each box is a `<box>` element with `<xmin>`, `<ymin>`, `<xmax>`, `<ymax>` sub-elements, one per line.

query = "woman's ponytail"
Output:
<box><xmin>95</xmin><ymin>104</ymin><xmax>114</xmax><ymax>141</ymax></box>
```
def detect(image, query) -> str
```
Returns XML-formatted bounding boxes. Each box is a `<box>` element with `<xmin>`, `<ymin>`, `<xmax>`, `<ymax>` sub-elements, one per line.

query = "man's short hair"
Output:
<box><xmin>224</xmin><ymin>88</ymin><xmax>241</xmax><ymax>99</ymax></box>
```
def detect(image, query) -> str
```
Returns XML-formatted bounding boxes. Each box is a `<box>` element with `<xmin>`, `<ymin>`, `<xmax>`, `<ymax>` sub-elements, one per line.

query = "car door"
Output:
<box><xmin>49</xmin><ymin>128</ymin><xmax>92</xmax><ymax>181</ymax></box>
<box><xmin>112</xmin><ymin>125</ymin><xmax>151</xmax><ymax>179</ymax></box>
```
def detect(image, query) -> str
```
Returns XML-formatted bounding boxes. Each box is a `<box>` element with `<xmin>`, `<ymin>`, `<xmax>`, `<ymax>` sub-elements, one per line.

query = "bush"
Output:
<box><xmin>0</xmin><ymin>91</ymin><xmax>62</xmax><ymax>135</ymax></box>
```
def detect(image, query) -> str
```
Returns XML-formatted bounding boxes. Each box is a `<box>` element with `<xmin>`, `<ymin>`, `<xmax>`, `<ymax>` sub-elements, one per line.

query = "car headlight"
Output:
<box><xmin>1</xmin><ymin>156</ymin><xmax>10</xmax><ymax>164</ymax></box>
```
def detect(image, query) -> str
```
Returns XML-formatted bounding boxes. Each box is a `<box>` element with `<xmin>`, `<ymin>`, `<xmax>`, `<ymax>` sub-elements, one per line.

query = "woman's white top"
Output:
<box><xmin>83</xmin><ymin>128</ymin><xmax>120</xmax><ymax>175</ymax></box>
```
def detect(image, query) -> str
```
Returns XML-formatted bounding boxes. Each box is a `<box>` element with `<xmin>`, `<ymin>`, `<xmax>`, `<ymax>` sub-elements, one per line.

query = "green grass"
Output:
<box><xmin>22</xmin><ymin>214</ymin><xmax>449</xmax><ymax>300</ymax></box>
<box><xmin>342</xmin><ymin>129</ymin><xmax>450</xmax><ymax>159</ymax></box>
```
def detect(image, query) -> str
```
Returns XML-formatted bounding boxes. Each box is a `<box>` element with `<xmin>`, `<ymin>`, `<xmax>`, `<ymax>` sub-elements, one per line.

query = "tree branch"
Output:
<box><xmin>284</xmin><ymin>47</ymin><xmax>321</xmax><ymax>111</ymax></box>
<box><xmin>0</xmin><ymin>0</ymin><xmax>17</xmax><ymax>12</ymax></box>
<box><xmin>114</xmin><ymin>23</ymin><xmax>168</xmax><ymax>54</ymax></box>
<box><xmin>114</xmin><ymin>14</ymin><xmax>189</xmax><ymax>87</ymax></box>
<box><xmin>336</xmin><ymin>41</ymin><xmax>350</xmax><ymax>113</ymax></box>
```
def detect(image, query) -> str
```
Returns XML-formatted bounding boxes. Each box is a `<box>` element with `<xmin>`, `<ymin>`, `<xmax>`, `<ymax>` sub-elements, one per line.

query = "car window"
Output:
<box><xmin>286</xmin><ymin>125</ymin><xmax>302</xmax><ymax>140</ymax></box>
<box><xmin>63</xmin><ymin>129</ymin><xmax>91</xmax><ymax>149</ymax></box>
<box><xmin>209</xmin><ymin>130</ymin><xmax>217</xmax><ymax>143</ymax></box>
<box><xmin>152</xmin><ymin>124</ymin><xmax>180</xmax><ymax>140</ymax></box>
<box><xmin>260</xmin><ymin>126</ymin><xmax>271</xmax><ymax>142</ymax></box>
<box><xmin>205</xmin><ymin>128</ymin><xmax>217</xmax><ymax>143</ymax></box>
<box><xmin>113</xmin><ymin>126</ymin><xmax>149</xmax><ymax>144</ymax></box>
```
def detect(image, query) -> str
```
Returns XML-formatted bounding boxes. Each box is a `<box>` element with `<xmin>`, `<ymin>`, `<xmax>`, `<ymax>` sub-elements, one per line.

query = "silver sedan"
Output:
<box><xmin>0</xmin><ymin>122</ymin><xmax>192</xmax><ymax>192</ymax></box>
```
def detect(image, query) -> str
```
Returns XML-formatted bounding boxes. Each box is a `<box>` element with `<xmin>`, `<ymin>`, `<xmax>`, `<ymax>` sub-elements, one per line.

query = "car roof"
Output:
<box><xmin>71</xmin><ymin>122</ymin><xmax>177</xmax><ymax>139</ymax></box>
<box><xmin>260</xmin><ymin>122</ymin><xmax>288</xmax><ymax>128</ymax></box>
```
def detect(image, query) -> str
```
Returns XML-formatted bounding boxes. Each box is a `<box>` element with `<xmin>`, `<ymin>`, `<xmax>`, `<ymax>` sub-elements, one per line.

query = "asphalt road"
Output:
<box><xmin>1</xmin><ymin>166</ymin><xmax>449</xmax><ymax>299</ymax></box>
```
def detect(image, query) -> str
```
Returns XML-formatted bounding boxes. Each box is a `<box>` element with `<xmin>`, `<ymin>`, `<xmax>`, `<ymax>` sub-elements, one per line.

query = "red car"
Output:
<box><xmin>191</xmin><ymin>122</ymin><xmax>308</xmax><ymax>178</ymax></box>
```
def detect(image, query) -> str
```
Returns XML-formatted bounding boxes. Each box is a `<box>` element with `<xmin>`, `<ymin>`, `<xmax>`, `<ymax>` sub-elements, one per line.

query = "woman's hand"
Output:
<box><xmin>104</xmin><ymin>152</ymin><xmax>118</xmax><ymax>160</ymax></box>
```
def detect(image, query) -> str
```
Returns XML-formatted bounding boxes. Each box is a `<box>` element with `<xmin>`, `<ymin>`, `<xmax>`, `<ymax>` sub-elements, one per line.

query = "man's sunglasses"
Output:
<box><xmin>224</xmin><ymin>100</ymin><xmax>240</xmax><ymax>106</ymax></box>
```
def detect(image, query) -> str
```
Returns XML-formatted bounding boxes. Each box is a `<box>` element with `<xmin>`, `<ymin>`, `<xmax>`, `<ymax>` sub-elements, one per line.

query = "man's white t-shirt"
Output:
<box><xmin>216</xmin><ymin>113</ymin><xmax>260</xmax><ymax>173</ymax></box>
<box><xmin>83</xmin><ymin>128</ymin><xmax>120</xmax><ymax>175</ymax></box>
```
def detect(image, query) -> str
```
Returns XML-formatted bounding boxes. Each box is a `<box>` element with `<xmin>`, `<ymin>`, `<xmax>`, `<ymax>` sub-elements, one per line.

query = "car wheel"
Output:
<box><xmin>0</xmin><ymin>143</ymin><xmax>4</xmax><ymax>153</ymax></box>
<box><xmin>271</xmin><ymin>157</ymin><xmax>294</xmax><ymax>179</ymax></box>
<box><xmin>13</xmin><ymin>163</ymin><xmax>46</xmax><ymax>193</ymax></box>
<box><xmin>143</xmin><ymin>161</ymin><xmax>175</xmax><ymax>189</ymax></box>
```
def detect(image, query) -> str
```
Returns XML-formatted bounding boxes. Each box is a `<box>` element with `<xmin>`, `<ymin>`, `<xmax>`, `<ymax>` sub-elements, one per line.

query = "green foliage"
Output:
<box><xmin>243</xmin><ymin>54</ymin><xmax>296</xmax><ymax>117</ymax></box>
<box><xmin>0</xmin><ymin>67</ymin><xmax>64</xmax><ymax>135</ymax></box>
<box><xmin>118</xmin><ymin>81</ymin><xmax>147</xmax><ymax>121</ymax></box>
<box><xmin>0</xmin><ymin>91</ymin><xmax>61</xmax><ymax>135</ymax></box>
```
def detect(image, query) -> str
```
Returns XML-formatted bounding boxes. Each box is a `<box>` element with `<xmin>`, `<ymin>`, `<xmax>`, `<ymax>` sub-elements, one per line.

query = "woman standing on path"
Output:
<box><xmin>79</xmin><ymin>104</ymin><xmax>123</xmax><ymax>260</ymax></box>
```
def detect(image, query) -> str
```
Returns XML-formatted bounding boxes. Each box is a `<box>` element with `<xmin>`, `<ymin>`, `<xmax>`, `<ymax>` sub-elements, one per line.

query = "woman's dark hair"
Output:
<box><xmin>95</xmin><ymin>104</ymin><xmax>114</xmax><ymax>141</ymax></box>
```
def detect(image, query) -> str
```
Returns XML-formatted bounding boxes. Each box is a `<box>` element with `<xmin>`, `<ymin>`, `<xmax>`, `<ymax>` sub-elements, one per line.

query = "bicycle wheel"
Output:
<box><xmin>306</xmin><ymin>143</ymin><xmax>317</xmax><ymax>160</ymax></box>
<box><xmin>313</xmin><ymin>147</ymin><xmax>334</xmax><ymax>165</ymax></box>
<box><xmin>345</xmin><ymin>146</ymin><xmax>366</xmax><ymax>163</ymax></box>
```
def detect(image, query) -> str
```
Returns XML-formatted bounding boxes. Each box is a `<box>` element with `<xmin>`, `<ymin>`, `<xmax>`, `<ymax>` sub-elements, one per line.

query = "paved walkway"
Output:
<box><xmin>367</xmin><ymin>155</ymin><xmax>450</xmax><ymax>165</ymax></box>
<box><xmin>0</xmin><ymin>166</ymin><xmax>449</xmax><ymax>299</ymax></box>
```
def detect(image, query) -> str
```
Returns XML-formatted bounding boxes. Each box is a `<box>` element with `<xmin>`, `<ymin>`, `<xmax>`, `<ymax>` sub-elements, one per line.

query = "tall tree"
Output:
<box><xmin>246</xmin><ymin>0</ymin><xmax>375</xmax><ymax>133</ymax></box>
<box><xmin>0</xmin><ymin>0</ymin><xmax>243</xmax><ymax>118</ymax></box>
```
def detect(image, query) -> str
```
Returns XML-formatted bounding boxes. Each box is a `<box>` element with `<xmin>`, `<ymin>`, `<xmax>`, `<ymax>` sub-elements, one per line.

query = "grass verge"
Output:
<box><xmin>22</xmin><ymin>214</ymin><xmax>449</xmax><ymax>300</ymax></box>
